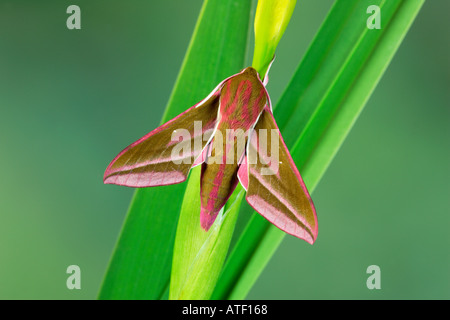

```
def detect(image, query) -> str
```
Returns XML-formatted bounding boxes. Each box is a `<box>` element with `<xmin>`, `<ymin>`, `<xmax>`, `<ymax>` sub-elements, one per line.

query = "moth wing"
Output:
<box><xmin>237</xmin><ymin>155</ymin><xmax>249</xmax><ymax>190</ymax></box>
<box><xmin>243</xmin><ymin>107</ymin><xmax>318</xmax><ymax>243</ymax></box>
<box><xmin>104</xmin><ymin>91</ymin><xmax>220</xmax><ymax>187</ymax></box>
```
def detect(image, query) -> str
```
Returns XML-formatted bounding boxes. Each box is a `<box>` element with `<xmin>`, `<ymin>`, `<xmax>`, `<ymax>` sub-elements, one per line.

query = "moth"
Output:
<box><xmin>104</xmin><ymin>67</ymin><xmax>318</xmax><ymax>244</ymax></box>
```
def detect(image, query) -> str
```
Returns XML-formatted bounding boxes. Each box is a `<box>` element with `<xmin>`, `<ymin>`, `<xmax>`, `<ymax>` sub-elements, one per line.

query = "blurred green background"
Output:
<box><xmin>0</xmin><ymin>0</ymin><xmax>448</xmax><ymax>299</ymax></box>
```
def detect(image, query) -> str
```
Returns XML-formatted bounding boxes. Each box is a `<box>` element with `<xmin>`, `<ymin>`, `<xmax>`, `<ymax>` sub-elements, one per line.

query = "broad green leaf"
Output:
<box><xmin>99</xmin><ymin>0</ymin><xmax>253</xmax><ymax>300</ymax></box>
<box><xmin>212</xmin><ymin>0</ymin><xmax>425</xmax><ymax>300</ymax></box>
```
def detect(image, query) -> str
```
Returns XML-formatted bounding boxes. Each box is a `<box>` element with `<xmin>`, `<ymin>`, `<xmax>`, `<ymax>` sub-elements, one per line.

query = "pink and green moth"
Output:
<box><xmin>104</xmin><ymin>67</ymin><xmax>318</xmax><ymax>244</ymax></box>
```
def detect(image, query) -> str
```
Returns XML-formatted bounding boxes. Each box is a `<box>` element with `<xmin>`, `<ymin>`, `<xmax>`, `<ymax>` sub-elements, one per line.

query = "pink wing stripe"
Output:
<box><xmin>104</xmin><ymin>171</ymin><xmax>186</xmax><ymax>188</ymax></box>
<box><xmin>247</xmin><ymin>195</ymin><xmax>314</xmax><ymax>244</ymax></box>
<box><xmin>237</xmin><ymin>156</ymin><xmax>249</xmax><ymax>190</ymax></box>
<box><xmin>200</xmin><ymin>206</ymin><xmax>220</xmax><ymax>231</ymax></box>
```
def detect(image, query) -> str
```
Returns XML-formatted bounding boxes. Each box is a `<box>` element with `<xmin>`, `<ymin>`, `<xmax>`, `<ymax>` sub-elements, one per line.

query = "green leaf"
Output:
<box><xmin>99</xmin><ymin>0</ymin><xmax>254</xmax><ymax>300</ymax></box>
<box><xmin>212</xmin><ymin>0</ymin><xmax>425</xmax><ymax>300</ymax></box>
<box><xmin>168</xmin><ymin>0</ymin><xmax>255</xmax><ymax>299</ymax></box>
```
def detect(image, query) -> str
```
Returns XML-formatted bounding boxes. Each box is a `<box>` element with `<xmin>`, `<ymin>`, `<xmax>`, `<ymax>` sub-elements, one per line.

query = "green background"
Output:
<box><xmin>0</xmin><ymin>0</ymin><xmax>448</xmax><ymax>299</ymax></box>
